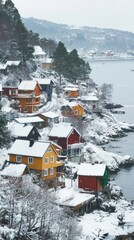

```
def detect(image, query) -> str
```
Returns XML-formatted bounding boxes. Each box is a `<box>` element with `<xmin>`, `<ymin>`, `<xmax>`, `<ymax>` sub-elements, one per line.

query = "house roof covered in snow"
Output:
<box><xmin>56</xmin><ymin>187</ymin><xmax>95</xmax><ymax>207</ymax></box>
<box><xmin>64</xmin><ymin>86</ymin><xmax>79</xmax><ymax>91</ymax></box>
<box><xmin>15</xmin><ymin>116</ymin><xmax>44</xmax><ymax>124</ymax></box>
<box><xmin>77</xmin><ymin>163</ymin><xmax>106</xmax><ymax>177</ymax></box>
<box><xmin>0</xmin><ymin>162</ymin><xmax>28</xmax><ymax>177</ymax></box>
<box><xmin>33</xmin><ymin>46</ymin><xmax>46</xmax><ymax>56</ymax></box>
<box><xmin>6</xmin><ymin>61</ymin><xmax>20</xmax><ymax>66</ymax></box>
<box><xmin>0</xmin><ymin>83</ymin><xmax>2</xmax><ymax>91</ymax></box>
<box><xmin>8</xmin><ymin>139</ymin><xmax>51</xmax><ymax>157</ymax></box>
<box><xmin>33</xmin><ymin>78</ymin><xmax>53</xmax><ymax>85</ymax></box>
<box><xmin>11</xmin><ymin>124</ymin><xmax>34</xmax><ymax>138</ymax></box>
<box><xmin>67</xmin><ymin>101</ymin><xmax>83</xmax><ymax>108</ymax></box>
<box><xmin>41</xmin><ymin>111</ymin><xmax>59</xmax><ymax>119</ymax></box>
<box><xmin>81</xmin><ymin>94</ymin><xmax>99</xmax><ymax>101</ymax></box>
<box><xmin>18</xmin><ymin>80</ymin><xmax>40</xmax><ymax>91</ymax></box>
<box><xmin>48</xmin><ymin>123</ymin><xmax>80</xmax><ymax>138</ymax></box>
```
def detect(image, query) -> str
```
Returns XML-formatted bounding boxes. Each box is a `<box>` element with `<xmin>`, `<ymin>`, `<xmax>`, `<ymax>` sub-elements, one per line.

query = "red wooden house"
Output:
<box><xmin>48</xmin><ymin>123</ymin><xmax>83</xmax><ymax>162</ymax></box>
<box><xmin>77</xmin><ymin>163</ymin><xmax>108</xmax><ymax>192</ymax></box>
<box><xmin>3</xmin><ymin>86</ymin><xmax>18</xmax><ymax>98</ymax></box>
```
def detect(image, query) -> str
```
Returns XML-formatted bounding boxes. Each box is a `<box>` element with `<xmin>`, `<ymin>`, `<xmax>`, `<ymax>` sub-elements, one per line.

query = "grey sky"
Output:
<box><xmin>12</xmin><ymin>0</ymin><xmax>134</xmax><ymax>32</ymax></box>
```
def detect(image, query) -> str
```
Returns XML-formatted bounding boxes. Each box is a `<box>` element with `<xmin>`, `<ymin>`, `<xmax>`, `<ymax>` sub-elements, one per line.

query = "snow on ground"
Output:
<box><xmin>84</xmin><ymin>142</ymin><xmax>131</xmax><ymax>171</ymax></box>
<box><xmin>84</xmin><ymin>111</ymin><xmax>132</xmax><ymax>145</ymax></box>
<box><xmin>80</xmin><ymin>198</ymin><xmax>134</xmax><ymax>240</ymax></box>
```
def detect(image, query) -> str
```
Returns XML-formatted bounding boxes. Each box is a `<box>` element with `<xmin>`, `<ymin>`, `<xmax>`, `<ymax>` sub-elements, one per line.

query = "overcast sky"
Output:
<box><xmin>12</xmin><ymin>0</ymin><xmax>134</xmax><ymax>32</ymax></box>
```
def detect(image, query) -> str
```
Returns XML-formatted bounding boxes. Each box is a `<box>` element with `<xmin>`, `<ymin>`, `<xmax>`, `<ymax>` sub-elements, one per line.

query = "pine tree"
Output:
<box><xmin>0</xmin><ymin>112</ymin><xmax>11</xmax><ymax>148</ymax></box>
<box><xmin>52</xmin><ymin>41</ymin><xmax>68</xmax><ymax>84</ymax></box>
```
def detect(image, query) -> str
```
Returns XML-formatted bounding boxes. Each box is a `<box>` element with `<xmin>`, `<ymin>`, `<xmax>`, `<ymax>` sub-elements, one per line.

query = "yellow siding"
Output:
<box><xmin>9</xmin><ymin>145</ymin><xmax>63</xmax><ymax>180</ymax></box>
<box><xmin>72</xmin><ymin>105</ymin><xmax>84</xmax><ymax>117</ymax></box>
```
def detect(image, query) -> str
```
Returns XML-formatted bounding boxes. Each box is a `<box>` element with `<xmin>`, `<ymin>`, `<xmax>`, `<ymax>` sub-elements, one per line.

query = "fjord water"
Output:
<box><xmin>90</xmin><ymin>60</ymin><xmax>134</xmax><ymax>201</ymax></box>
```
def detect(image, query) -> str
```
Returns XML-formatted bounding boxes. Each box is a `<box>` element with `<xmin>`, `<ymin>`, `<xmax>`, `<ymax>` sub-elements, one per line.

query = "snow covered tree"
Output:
<box><xmin>100</xmin><ymin>83</ymin><xmax>113</xmax><ymax>105</ymax></box>
<box><xmin>0</xmin><ymin>112</ymin><xmax>11</xmax><ymax>148</ymax></box>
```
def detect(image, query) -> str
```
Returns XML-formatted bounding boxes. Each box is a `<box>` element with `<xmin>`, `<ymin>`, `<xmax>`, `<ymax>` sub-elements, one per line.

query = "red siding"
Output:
<box><xmin>68</xmin><ymin>129</ymin><xmax>80</xmax><ymax>145</ymax></box>
<box><xmin>49</xmin><ymin>137</ymin><xmax>67</xmax><ymax>150</ymax></box>
<box><xmin>78</xmin><ymin>175</ymin><xmax>101</xmax><ymax>191</ymax></box>
<box><xmin>3</xmin><ymin>87</ymin><xmax>18</xmax><ymax>97</ymax></box>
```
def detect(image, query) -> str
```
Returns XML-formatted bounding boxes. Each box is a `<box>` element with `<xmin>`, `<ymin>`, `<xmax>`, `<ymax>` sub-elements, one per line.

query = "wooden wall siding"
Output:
<box><xmin>72</xmin><ymin>105</ymin><xmax>84</xmax><ymax>116</ymax></box>
<box><xmin>78</xmin><ymin>176</ymin><xmax>101</xmax><ymax>191</ymax></box>
<box><xmin>68</xmin><ymin>129</ymin><xmax>80</xmax><ymax>145</ymax></box>
<box><xmin>9</xmin><ymin>145</ymin><xmax>63</xmax><ymax>180</ymax></box>
<box><xmin>49</xmin><ymin>137</ymin><xmax>67</xmax><ymax>151</ymax></box>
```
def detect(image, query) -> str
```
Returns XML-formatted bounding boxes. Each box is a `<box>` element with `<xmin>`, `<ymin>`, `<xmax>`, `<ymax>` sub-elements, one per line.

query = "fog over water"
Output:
<box><xmin>90</xmin><ymin>60</ymin><xmax>134</xmax><ymax>200</ymax></box>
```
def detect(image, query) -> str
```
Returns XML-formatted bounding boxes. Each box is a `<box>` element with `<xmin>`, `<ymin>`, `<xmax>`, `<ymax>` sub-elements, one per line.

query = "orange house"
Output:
<box><xmin>61</xmin><ymin>102</ymin><xmax>85</xmax><ymax>117</ymax></box>
<box><xmin>17</xmin><ymin>80</ymin><xmax>41</xmax><ymax>113</ymax></box>
<box><xmin>8</xmin><ymin>139</ymin><xmax>64</xmax><ymax>180</ymax></box>
<box><xmin>64</xmin><ymin>85</ymin><xmax>79</xmax><ymax>99</ymax></box>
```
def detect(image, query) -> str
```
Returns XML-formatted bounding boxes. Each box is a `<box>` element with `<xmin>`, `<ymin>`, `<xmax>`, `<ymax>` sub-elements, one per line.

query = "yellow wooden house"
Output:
<box><xmin>64</xmin><ymin>85</ymin><xmax>79</xmax><ymax>99</ymax></box>
<box><xmin>61</xmin><ymin>102</ymin><xmax>85</xmax><ymax>117</ymax></box>
<box><xmin>8</xmin><ymin>139</ymin><xmax>64</xmax><ymax>180</ymax></box>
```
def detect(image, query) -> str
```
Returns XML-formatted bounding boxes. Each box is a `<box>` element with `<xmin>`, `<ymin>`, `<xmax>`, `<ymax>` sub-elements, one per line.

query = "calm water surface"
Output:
<box><xmin>89</xmin><ymin>60</ymin><xmax>134</xmax><ymax>201</ymax></box>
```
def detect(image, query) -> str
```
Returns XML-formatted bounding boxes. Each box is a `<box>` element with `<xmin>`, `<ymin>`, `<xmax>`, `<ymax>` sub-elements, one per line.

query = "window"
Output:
<box><xmin>28</xmin><ymin>157</ymin><xmax>33</xmax><ymax>164</ymax></box>
<box><xmin>50</xmin><ymin>156</ymin><xmax>54</xmax><ymax>163</ymax></box>
<box><xmin>50</xmin><ymin>168</ymin><xmax>54</xmax><ymax>175</ymax></box>
<box><xmin>47</xmin><ymin>147</ymin><xmax>52</xmax><ymax>152</ymax></box>
<box><xmin>45</xmin><ymin>157</ymin><xmax>49</xmax><ymax>164</ymax></box>
<box><xmin>43</xmin><ymin>169</ymin><xmax>48</xmax><ymax>176</ymax></box>
<box><xmin>16</xmin><ymin>156</ymin><xmax>22</xmax><ymax>163</ymax></box>
<box><xmin>26</xmin><ymin>98</ymin><xmax>32</xmax><ymax>103</ymax></box>
<box><xmin>74</xmin><ymin>110</ymin><xmax>78</xmax><ymax>115</ymax></box>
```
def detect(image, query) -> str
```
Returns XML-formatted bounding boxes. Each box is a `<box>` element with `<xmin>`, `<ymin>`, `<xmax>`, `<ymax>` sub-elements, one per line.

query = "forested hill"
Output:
<box><xmin>0</xmin><ymin>0</ymin><xmax>57</xmax><ymax>62</ymax></box>
<box><xmin>23</xmin><ymin>17</ymin><xmax>134</xmax><ymax>53</ymax></box>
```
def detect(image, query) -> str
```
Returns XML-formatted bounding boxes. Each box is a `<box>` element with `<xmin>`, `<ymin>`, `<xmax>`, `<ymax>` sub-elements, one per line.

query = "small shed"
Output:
<box><xmin>77</xmin><ymin>163</ymin><xmax>108</xmax><ymax>192</ymax></box>
<box><xmin>0</xmin><ymin>161</ymin><xmax>30</xmax><ymax>178</ymax></box>
<box><xmin>15</xmin><ymin>116</ymin><xmax>45</xmax><ymax>129</ymax></box>
<box><xmin>39</xmin><ymin>111</ymin><xmax>59</xmax><ymax>126</ymax></box>
<box><xmin>80</xmin><ymin>94</ymin><xmax>99</xmax><ymax>111</ymax></box>
<box><xmin>11</xmin><ymin>123</ymin><xmax>40</xmax><ymax>141</ymax></box>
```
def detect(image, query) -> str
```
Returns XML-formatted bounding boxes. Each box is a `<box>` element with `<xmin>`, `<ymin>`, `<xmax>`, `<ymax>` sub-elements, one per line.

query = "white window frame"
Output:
<box><xmin>45</xmin><ymin>157</ymin><xmax>49</xmax><ymax>164</ymax></box>
<box><xmin>50</xmin><ymin>168</ymin><xmax>54</xmax><ymax>175</ymax></box>
<box><xmin>16</xmin><ymin>156</ymin><xmax>22</xmax><ymax>163</ymax></box>
<box><xmin>28</xmin><ymin>157</ymin><xmax>33</xmax><ymax>164</ymax></box>
<box><xmin>43</xmin><ymin>169</ymin><xmax>48</xmax><ymax>176</ymax></box>
<box><xmin>50</xmin><ymin>156</ymin><xmax>54</xmax><ymax>163</ymax></box>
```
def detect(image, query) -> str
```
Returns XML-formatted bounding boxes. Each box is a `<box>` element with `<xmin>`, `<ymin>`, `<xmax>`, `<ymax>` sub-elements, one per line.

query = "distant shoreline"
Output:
<box><xmin>83</xmin><ymin>56</ymin><xmax>134</xmax><ymax>62</ymax></box>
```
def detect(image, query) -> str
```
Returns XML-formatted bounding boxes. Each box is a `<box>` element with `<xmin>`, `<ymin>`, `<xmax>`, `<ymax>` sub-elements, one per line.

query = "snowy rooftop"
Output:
<box><xmin>77</xmin><ymin>163</ymin><xmax>106</xmax><ymax>176</ymax></box>
<box><xmin>41</xmin><ymin>111</ymin><xmax>59</xmax><ymax>119</ymax></box>
<box><xmin>11</xmin><ymin>124</ymin><xmax>34</xmax><ymax>138</ymax></box>
<box><xmin>33</xmin><ymin>46</ymin><xmax>46</xmax><ymax>56</ymax></box>
<box><xmin>6</xmin><ymin>61</ymin><xmax>20</xmax><ymax>66</ymax></box>
<box><xmin>2</xmin><ymin>107</ymin><xmax>14</xmax><ymax>113</ymax></box>
<box><xmin>18</xmin><ymin>80</ymin><xmax>39</xmax><ymax>91</ymax></box>
<box><xmin>15</xmin><ymin>116</ymin><xmax>44</xmax><ymax>124</ymax></box>
<box><xmin>64</xmin><ymin>86</ymin><xmax>79</xmax><ymax>91</ymax></box>
<box><xmin>8</xmin><ymin>139</ymin><xmax>50</xmax><ymax>157</ymax></box>
<box><xmin>56</xmin><ymin>187</ymin><xmax>95</xmax><ymax>207</ymax></box>
<box><xmin>48</xmin><ymin>123</ymin><xmax>75</xmax><ymax>138</ymax></box>
<box><xmin>0</xmin><ymin>163</ymin><xmax>27</xmax><ymax>177</ymax></box>
<box><xmin>67</xmin><ymin>101</ymin><xmax>83</xmax><ymax>108</ymax></box>
<box><xmin>33</xmin><ymin>78</ymin><xmax>53</xmax><ymax>85</ymax></box>
<box><xmin>0</xmin><ymin>83</ymin><xmax>2</xmax><ymax>91</ymax></box>
<box><xmin>81</xmin><ymin>94</ymin><xmax>99</xmax><ymax>101</ymax></box>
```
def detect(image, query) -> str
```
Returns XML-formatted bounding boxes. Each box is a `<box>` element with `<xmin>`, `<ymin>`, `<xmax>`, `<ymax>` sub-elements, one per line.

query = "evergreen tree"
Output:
<box><xmin>0</xmin><ymin>112</ymin><xmax>11</xmax><ymax>148</ymax></box>
<box><xmin>52</xmin><ymin>41</ymin><xmax>68</xmax><ymax>83</ymax></box>
<box><xmin>53</xmin><ymin>42</ymin><xmax>91</xmax><ymax>83</ymax></box>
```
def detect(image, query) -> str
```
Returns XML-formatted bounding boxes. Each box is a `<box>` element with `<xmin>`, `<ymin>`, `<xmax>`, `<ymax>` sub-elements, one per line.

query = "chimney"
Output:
<box><xmin>29</xmin><ymin>139</ymin><xmax>34</xmax><ymax>147</ymax></box>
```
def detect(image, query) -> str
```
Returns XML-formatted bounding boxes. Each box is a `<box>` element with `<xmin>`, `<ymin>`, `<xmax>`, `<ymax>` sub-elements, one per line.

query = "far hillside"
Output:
<box><xmin>23</xmin><ymin>17</ymin><xmax>134</xmax><ymax>54</ymax></box>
